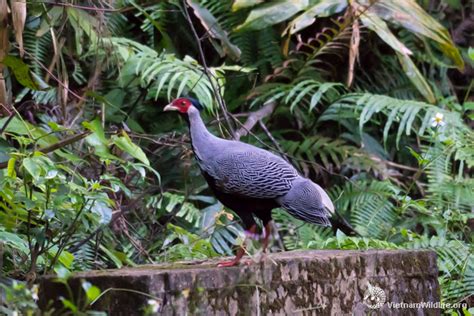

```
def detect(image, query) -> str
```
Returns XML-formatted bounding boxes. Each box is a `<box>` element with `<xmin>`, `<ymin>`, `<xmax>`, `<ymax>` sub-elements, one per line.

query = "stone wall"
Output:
<box><xmin>39</xmin><ymin>250</ymin><xmax>440</xmax><ymax>315</ymax></box>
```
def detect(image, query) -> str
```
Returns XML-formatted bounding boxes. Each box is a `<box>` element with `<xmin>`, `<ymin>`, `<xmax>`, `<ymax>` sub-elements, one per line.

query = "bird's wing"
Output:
<box><xmin>206</xmin><ymin>149</ymin><xmax>299</xmax><ymax>199</ymax></box>
<box><xmin>276</xmin><ymin>179</ymin><xmax>333</xmax><ymax>226</ymax></box>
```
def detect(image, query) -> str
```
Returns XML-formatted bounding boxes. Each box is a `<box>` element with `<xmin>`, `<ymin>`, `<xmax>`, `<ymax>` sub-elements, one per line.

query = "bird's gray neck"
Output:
<box><xmin>187</xmin><ymin>107</ymin><xmax>216</xmax><ymax>160</ymax></box>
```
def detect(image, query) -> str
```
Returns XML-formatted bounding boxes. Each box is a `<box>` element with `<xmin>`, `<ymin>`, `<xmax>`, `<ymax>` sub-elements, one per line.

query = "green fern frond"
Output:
<box><xmin>92</xmin><ymin>37</ymin><xmax>227</xmax><ymax>109</ymax></box>
<box><xmin>355</xmin><ymin>55</ymin><xmax>421</xmax><ymax>100</ymax></box>
<box><xmin>280</xmin><ymin>135</ymin><xmax>357</xmax><ymax>172</ymax></box>
<box><xmin>322</xmin><ymin>93</ymin><xmax>470</xmax><ymax>149</ymax></box>
<box><xmin>148</xmin><ymin>192</ymin><xmax>201</xmax><ymax>227</ymax></box>
<box><xmin>406</xmin><ymin>236</ymin><xmax>473</xmax><ymax>303</ymax></box>
<box><xmin>424</xmin><ymin>144</ymin><xmax>474</xmax><ymax>212</ymax></box>
<box><xmin>291</xmin><ymin>20</ymin><xmax>352</xmax><ymax>78</ymax></box>
<box><xmin>272</xmin><ymin>208</ymin><xmax>333</xmax><ymax>251</ymax></box>
<box><xmin>251</xmin><ymin>79</ymin><xmax>343</xmax><ymax>111</ymax></box>
<box><xmin>23</xmin><ymin>29</ymin><xmax>52</xmax><ymax>77</ymax></box>
<box><xmin>330</xmin><ymin>180</ymin><xmax>400</xmax><ymax>239</ymax></box>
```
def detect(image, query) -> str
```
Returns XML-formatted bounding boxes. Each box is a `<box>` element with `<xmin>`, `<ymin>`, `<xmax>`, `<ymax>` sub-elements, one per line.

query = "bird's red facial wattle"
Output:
<box><xmin>163</xmin><ymin>98</ymin><xmax>192</xmax><ymax>114</ymax></box>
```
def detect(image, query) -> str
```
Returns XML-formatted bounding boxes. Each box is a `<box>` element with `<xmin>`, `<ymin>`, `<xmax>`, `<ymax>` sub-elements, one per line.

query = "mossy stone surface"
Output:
<box><xmin>39</xmin><ymin>250</ymin><xmax>440</xmax><ymax>315</ymax></box>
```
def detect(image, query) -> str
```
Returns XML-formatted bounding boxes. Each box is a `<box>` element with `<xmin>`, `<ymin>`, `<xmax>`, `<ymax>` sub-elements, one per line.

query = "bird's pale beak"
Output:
<box><xmin>163</xmin><ymin>104</ymin><xmax>179</xmax><ymax>112</ymax></box>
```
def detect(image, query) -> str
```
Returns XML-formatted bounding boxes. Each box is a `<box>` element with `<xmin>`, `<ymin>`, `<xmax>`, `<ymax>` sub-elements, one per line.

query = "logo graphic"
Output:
<box><xmin>363</xmin><ymin>282</ymin><xmax>386</xmax><ymax>309</ymax></box>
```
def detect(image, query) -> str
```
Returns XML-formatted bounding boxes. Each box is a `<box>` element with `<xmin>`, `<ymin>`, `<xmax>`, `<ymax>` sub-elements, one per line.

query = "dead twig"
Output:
<box><xmin>258</xmin><ymin>119</ymin><xmax>290</xmax><ymax>163</ymax></box>
<box><xmin>181</xmin><ymin>0</ymin><xmax>236</xmax><ymax>137</ymax></box>
<box><xmin>0</xmin><ymin>131</ymin><xmax>90</xmax><ymax>169</ymax></box>
<box><xmin>234</xmin><ymin>101</ymin><xmax>276</xmax><ymax>140</ymax></box>
<box><xmin>26</xmin><ymin>1</ymin><xmax>117</xmax><ymax>12</ymax></box>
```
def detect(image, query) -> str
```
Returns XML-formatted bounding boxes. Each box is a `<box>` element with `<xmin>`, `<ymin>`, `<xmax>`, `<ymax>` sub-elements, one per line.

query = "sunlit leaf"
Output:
<box><xmin>54</xmin><ymin>265</ymin><xmax>71</xmax><ymax>280</ymax></box>
<box><xmin>0</xmin><ymin>230</ymin><xmax>29</xmax><ymax>254</ymax></box>
<box><xmin>112</xmin><ymin>131</ymin><xmax>150</xmax><ymax>165</ymax></box>
<box><xmin>287</xmin><ymin>0</ymin><xmax>347</xmax><ymax>35</ymax></box>
<box><xmin>359</xmin><ymin>0</ymin><xmax>464</xmax><ymax>69</ymax></box>
<box><xmin>7</xmin><ymin>157</ymin><xmax>16</xmax><ymax>178</ymax></box>
<box><xmin>232</xmin><ymin>0</ymin><xmax>264</xmax><ymax>11</ymax></box>
<box><xmin>82</xmin><ymin>281</ymin><xmax>101</xmax><ymax>302</ymax></box>
<box><xmin>235</xmin><ymin>0</ymin><xmax>309</xmax><ymax>31</ymax></box>
<box><xmin>60</xmin><ymin>298</ymin><xmax>78</xmax><ymax>312</ymax></box>
<box><xmin>187</xmin><ymin>0</ymin><xmax>241</xmax><ymax>60</ymax></box>
<box><xmin>396</xmin><ymin>52</ymin><xmax>436</xmax><ymax>103</ymax></box>
<box><xmin>1</xmin><ymin>55</ymin><xmax>40</xmax><ymax>90</ymax></box>
<box><xmin>22</xmin><ymin>156</ymin><xmax>42</xmax><ymax>180</ymax></box>
<box><xmin>468</xmin><ymin>47</ymin><xmax>474</xmax><ymax>61</ymax></box>
<box><xmin>359</xmin><ymin>11</ymin><xmax>412</xmax><ymax>56</ymax></box>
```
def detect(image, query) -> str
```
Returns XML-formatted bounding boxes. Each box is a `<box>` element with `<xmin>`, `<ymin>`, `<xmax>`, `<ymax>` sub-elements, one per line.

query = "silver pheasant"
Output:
<box><xmin>164</xmin><ymin>97</ymin><xmax>334</xmax><ymax>266</ymax></box>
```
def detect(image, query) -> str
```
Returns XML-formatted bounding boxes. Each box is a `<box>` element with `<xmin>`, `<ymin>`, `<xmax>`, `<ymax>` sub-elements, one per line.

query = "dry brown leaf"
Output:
<box><xmin>0</xmin><ymin>72</ymin><xmax>7</xmax><ymax>116</ymax></box>
<box><xmin>0</xmin><ymin>0</ymin><xmax>8</xmax><ymax>23</ymax></box>
<box><xmin>11</xmin><ymin>0</ymin><xmax>26</xmax><ymax>57</ymax></box>
<box><xmin>0</xmin><ymin>25</ymin><xmax>7</xmax><ymax>63</ymax></box>
<box><xmin>0</xmin><ymin>0</ymin><xmax>9</xmax><ymax>61</ymax></box>
<box><xmin>0</xmin><ymin>0</ymin><xmax>9</xmax><ymax>115</ymax></box>
<box><xmin>347</xmin><ymin>19</ymin><xmax>360</xmax><ymax>87</ymax></box>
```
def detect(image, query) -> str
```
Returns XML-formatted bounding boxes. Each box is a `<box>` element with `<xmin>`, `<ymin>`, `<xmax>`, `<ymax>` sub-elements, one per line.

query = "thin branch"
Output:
<box><xmin>13</xmin><ymin>44</ymin><xmax>86</xmax><ymax>102</ymax></box>
<box><xmin>69</xmin><ymin>187</ymin><xmax>161</xmax><ymax>253</ymax></box>
<box><xmin>26</xmin><ymin>1</ymin><xmax>118</xmax><ymax>12</ymax></box>
<box><xmin>0</xmin><ymin>131</ymin><xmax>90</xmax><ymax>169</ymax></box>
<box><xmin>0</xmin><ymin>101</ymin><xmax>29</xmax><ymax>134</ymax></box>
<box><xmin>234</xmin><ymin>101</ymin><xmax>276</xmax><ymax>140</ymax></box>
<box><xmin>181</xmin><ymin>0</ymin><xmax>236</xmax><ymax>137</ymax></box>
<box><xmin>258</xmin><ymin>119</ymin><xmax>289</xmax><ymax>162</ymax></box>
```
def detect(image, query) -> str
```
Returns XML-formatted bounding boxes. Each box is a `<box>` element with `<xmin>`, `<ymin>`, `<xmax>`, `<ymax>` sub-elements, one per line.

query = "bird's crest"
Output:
<box><xmin>187</xmin><ymin>97</ymin><xmax>204</xmax><ymax>111</ymax></box>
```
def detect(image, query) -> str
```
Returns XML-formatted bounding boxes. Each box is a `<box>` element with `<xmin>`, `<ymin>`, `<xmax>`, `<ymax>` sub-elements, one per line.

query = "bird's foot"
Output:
<box><xmin>217</xmin><ymin>259</ymin><xmax>239</xmax><ymax>267</ymax></box>
<box><xmin>217</xmin><ymin>258</ymin><xmax>253</xmax><ymax>267</ymax></box>
<box><xmin>244</xmin><ymin>230</ymin><xmax>261</xmax><ymax>240</ymax></box>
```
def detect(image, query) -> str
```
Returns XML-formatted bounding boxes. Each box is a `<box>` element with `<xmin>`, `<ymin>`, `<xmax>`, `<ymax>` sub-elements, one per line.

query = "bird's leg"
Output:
<box><xmin>217</xmin><ymin>225</ymin><xmax>256</xmax><ymax>267</ymax></box>
<box><xmin>262</xmin><ymin>222</ymin><xmax>272</xmax><ymax>253</ymax></box>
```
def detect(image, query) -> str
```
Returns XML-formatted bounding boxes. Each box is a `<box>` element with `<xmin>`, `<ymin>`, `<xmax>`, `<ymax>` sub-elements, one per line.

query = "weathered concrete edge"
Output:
<box><xmin>41</xmin><ymin>249</ymin><xmax>438</xmax><ymax>280</ymax></box>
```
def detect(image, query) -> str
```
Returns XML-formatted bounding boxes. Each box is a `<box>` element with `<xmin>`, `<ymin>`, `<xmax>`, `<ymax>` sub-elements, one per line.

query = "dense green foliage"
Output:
<box><xmin>0</xmin><ymin>0</ymin><xmax>472</xmax><ymax>314</ymax></box>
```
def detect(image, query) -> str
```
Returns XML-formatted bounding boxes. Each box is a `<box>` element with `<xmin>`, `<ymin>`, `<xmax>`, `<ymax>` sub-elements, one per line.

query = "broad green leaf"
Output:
<box><xmin>82</xmin><ymin>281</ymin><xmax>101</xmax><ymax>302</ymax></box>
<box><xmin>187</xmin><ymin>0</ymin><xmax>241</xmax><ymax>60</ymax></box>
<box><xmin>59</xmin><ymin>251</ymin><xmax>74</xmax><ymax>269</ymax></box>
<box><xmin>7</xmin><ymin>157</ymin><xmax>16</xmax><ymax>178</ymax></box>
<box><xmin>99</xmin><ymin>245</ymin><xmax>123</xmax><ymax>268</ymax></box>
<box><xmin>396</xmin><ymin>52</ymin><xmax>436</xmax><ymax>103</ymax></box>
<box><xmin>468</xmin><ymin>47</ymin><xmax>474</xmax><ymax>61</ymax></box>
<box><xmin>1</xmin><ymin>55</ymin><xmax>41</xmax><ymax>90</ymax></box>
<box><xmin>112</xmin><ymin>131</ymin><xmax>150</xmax><ymax>165</ymax></box>
<box><xmin>287</xmin><ymin>0</ymin><xmax>347</xmax><ymax>35</ymax></box>
<box><xmin>67</xmin><ymin>8</ymin><xmax>98</xmax><ymax>55</ymax></box>
<box><xmin>54</xmin><ymin>265</ymin><xmax>72</xmax><ymax>281</ymax></box>
<box><xmin>89</xmin><ymin>200</ymin><xmax>113</xmax><ymax>224</ymax></box>
<box><xmin>48</xmin><ymin>247</ymin><xmax>75</xmax><ymax>269</ymax></box>
<box><xmin>83</xmin><ymin>119</ymin><xmax>116</xmax><ymax>160</ymax></box>
<box><xmin>0</xmin><ymin>230</ymin><xmax>29</xmax><ymax>254</ymax></box>
<box><xmin>60</xmin><ymin>298</ymin><xmax>78</xmax><ymax>312</ymax></box>
<box><xmin>464</xmin><ymin>102</ymin><xmax>474</xmax><ymax>112</ymax></box>
<box><xmin>22</xmin><ymin>156</ymin><xmax>42</xmax><ymax>180</ymax></box>
<box><xmin>36</xmin><ymin>7</ymin><xmax>64</xmax><ymax>37</ymax></box>
<box><xmin>359</xmin><ymin>0</ymin><xmax>463</xmax><ymax>69</ymax></box>
<box><xmin>0</xmin><ymin>116</ymin><xmax>58</xmax><ymax>147</ymax></box>
<box><xmin>83</xmin><ymin>119</ymin><xmax>107</xmax><ymax>144</ymax></box>
<box><xmin>359</xmin><ymin>11</ymin><xmax>412</xmax><ymax>56</ymax></box>
<box><xmin>235</xmin><ymin>0</ymin><xmax>309</xmax><ymax>31</ymax></box>
<box><xmin>0</xmin><ymin>138</ymin><xmax>11</xmax><ymax>163</ymax></box>
<box><xmin>232</xmin><ymin>0</ymin><xmax>264</xmax><ymax>11</ymax></box>
<box><xmin>359</xmin><ymin>11</ymin><xmax>435</xmax><ymax>103</ymax></box>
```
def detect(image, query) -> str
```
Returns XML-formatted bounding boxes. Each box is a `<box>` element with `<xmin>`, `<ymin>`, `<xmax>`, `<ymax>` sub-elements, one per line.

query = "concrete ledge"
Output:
<box><xmin>39</xmin><ymin>250</ymin><xmax>440</xmax><ymax>315</ymax></box>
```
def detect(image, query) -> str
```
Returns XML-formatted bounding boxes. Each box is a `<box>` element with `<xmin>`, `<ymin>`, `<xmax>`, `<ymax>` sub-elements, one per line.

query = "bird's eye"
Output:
<box><xmin>181</xmin><ymin>101</ymin><xmax>186</xmax><ymax>106</ymax></box>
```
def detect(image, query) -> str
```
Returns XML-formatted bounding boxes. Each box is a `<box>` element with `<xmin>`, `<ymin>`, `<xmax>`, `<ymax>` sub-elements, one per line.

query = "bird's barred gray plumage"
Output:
<box><xmin>185</xmin><ymin>105</ymin><xmax>334</xmax><ymax>227</ymax></box>
<box><xmin>276</xmin><ymin>178</ymin><xmax>332</xmax><ymax>226</ymax></box>
<box><xmin>210</xmin><ymin>150</ymin><xmax>299</xmax><ymax>199</ymax></box>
